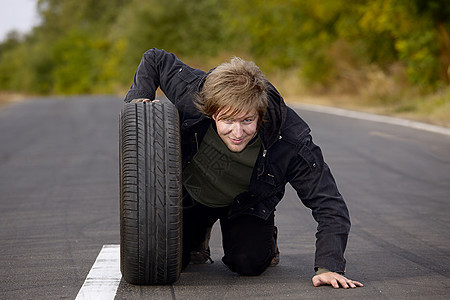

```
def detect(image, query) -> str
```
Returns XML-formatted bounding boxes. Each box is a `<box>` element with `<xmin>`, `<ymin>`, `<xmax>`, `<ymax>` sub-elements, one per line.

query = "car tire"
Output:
<box><xmin>119</xmin><ymin>100</ymin><xmax>182</xmax><ymax>285</ymax></box>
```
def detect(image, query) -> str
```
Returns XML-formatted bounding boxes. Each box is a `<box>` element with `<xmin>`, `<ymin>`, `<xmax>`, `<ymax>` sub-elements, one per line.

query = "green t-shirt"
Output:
<box><xmin>182</xmin><ymin>124</ymin><xmax>261</xmax><ymax>207</ymax></box>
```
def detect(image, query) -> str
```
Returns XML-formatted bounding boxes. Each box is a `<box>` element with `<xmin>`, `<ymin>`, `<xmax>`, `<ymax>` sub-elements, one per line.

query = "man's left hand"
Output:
<box><xmin>312</xmin><ymin>272</ymin><xmax>364</xmax><ymax>289</ymax></box>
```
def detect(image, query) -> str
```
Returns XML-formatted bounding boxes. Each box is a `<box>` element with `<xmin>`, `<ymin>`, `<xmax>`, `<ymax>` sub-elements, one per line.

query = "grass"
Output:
<box><xmin>0</xmin><ymin>92</ymin><xmax>29</xmax><ymax>109</ymax></box>
<box><xmin>270</xmin><ymin>69</ymin><xmax>450</xmax><ymax>128</ymax></box>
<box><xmin>392</xmin><ymin>89</ymin><xmax>450</xmax><ymax>127</ymax></box>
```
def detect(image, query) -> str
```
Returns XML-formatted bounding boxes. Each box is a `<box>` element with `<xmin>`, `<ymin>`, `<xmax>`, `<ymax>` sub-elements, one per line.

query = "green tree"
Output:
<box><xmin>0</xmin><ymin>0</ymin><xmax>447</xmax><ymax>95</ymax></box>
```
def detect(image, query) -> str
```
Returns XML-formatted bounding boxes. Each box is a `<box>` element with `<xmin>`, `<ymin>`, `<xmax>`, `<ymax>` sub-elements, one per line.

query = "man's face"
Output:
<box><xmin>212</xmin><ymin>108</ymin><xmax>259</xmax><ymax>153</ymax></box>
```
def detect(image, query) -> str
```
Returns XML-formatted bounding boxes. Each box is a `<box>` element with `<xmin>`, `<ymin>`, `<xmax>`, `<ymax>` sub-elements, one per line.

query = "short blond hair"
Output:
<box><xmin>196</xmin><ymin>57</ymin><xmax>268</xmax><ymax>127</ymax></box>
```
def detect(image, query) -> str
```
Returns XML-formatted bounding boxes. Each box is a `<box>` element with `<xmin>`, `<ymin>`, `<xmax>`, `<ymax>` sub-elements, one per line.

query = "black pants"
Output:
<box><xmin>182</xmin><ymin>195</ymin><xmax>276</xmax><ymax>276</ymax></box>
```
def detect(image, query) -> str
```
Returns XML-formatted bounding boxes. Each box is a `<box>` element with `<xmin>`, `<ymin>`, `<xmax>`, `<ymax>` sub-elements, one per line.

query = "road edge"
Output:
<box><xmin>292</xmin><ymin>103</ymin><xmax>450</xmax><ymax>137</ymax></box>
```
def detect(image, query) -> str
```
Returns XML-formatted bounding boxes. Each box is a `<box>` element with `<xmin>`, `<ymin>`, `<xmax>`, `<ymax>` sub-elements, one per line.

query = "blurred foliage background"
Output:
<box><xmin>0</xmin><ymin>0</ymin><xmax>449</xmax><ymax>125</ymax></box>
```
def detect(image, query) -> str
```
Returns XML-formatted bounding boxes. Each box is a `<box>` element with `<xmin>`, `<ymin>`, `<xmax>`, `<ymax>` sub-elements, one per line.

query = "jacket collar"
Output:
<box><xmin>260</xmin><ymin>81</ymin><xmax>287</xmax><ymax>150</ymax></box>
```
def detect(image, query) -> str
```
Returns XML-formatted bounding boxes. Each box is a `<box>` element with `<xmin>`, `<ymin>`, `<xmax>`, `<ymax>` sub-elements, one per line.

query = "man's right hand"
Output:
<box><xmin>134</xmin><ymin>98</ymin><xmax>159</xmax><ymax>103</ymax></box>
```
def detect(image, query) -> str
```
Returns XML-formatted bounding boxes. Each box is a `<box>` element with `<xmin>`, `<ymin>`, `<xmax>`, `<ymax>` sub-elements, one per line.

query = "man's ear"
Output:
<box><xmin>211</xmin><ymin>114</ymin><xmax>217</xmax><ymax>121</ymax></box>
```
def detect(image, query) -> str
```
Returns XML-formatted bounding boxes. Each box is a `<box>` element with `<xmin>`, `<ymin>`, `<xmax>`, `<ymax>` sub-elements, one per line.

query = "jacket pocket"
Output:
<box><xmin>298</xmin><ymin>143</ymin><xmax>319</xmax><ymax>172</ymax></box>
<box><xmin>257</xmin><ymin>160</ymin><xmax>280</xmax><ymax>186</ymax></box>
<box><xmin>177</xmin><ymin>67</ymin><xmax>197</xmax><ymax>84</ymax></box>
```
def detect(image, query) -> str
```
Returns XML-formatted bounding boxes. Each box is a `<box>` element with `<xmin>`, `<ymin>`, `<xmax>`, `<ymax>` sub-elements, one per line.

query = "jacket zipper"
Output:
<box><xmin>257</xmin><ymin>143</ymin><xmax>267</xmax><ymax>176</ymax></box>
<box><xmin>194</xmin><ymin>132</ymin><xmax>199</xmax><ymax>151</ymax></box>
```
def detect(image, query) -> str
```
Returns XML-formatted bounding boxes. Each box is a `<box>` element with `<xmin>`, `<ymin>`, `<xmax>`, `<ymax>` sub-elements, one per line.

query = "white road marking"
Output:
<box><xmin>76</xmin><ymin>245</ymin><xmax>121</xmax><ymax>300</ymax></box>
<box><xmin>293</xmin><ymin>103</ymin><xmax>450</xmax><ymax>136</ymax></box>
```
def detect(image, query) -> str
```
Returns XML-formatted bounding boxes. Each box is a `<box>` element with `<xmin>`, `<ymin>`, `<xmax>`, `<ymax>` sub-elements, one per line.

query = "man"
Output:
<box><xmin>124</xmin><ymin>48</ymin><xmax>363</xmax><ymax>289</ymax></box>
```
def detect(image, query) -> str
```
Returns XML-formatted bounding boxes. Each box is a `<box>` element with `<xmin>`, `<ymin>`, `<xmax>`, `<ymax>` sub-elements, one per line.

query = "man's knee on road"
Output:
<box><xmin>223</xmin><ymin>252</ymin><xmax>272</xmax><ymax>276</ymax></box>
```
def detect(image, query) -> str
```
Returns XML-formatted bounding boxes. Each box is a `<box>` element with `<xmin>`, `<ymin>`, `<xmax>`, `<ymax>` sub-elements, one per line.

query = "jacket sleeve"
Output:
<box><xmin>124</xmin><ymin>48</ymin><xmax>202</xmax><ymax>103</ymax></box>
<box><xmin>287</xmin><ymin>135</ymin><xmax>350</xmax><ymax>274</ymax></box>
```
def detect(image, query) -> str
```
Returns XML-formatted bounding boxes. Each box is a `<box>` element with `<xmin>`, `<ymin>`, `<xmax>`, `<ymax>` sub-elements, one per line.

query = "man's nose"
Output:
<box><xmin>232</xmin><ymin>123</ymin><xmax>243</xmax><ymax>138</ymax></box>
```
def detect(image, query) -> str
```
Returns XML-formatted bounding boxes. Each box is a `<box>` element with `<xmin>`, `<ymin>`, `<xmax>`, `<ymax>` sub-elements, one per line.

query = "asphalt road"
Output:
<box><xmin>0</xmin><ymin>96</ymin><xmax>449</xmax><ymax>299</ymax></box>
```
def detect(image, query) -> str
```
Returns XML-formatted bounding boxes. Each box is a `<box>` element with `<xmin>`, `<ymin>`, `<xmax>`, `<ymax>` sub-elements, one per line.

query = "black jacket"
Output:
<box><xmin>124</xmin><ymin>48</ymin><xmax>351</xmax><ymax>273</ymax></box>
